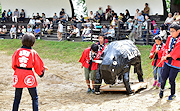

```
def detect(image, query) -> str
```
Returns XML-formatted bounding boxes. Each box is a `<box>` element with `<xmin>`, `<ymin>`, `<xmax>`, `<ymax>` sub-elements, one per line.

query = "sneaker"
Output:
<box><xmin>159</xmin><ymin>90</ymin><xmax>164</xmax><ymax>98</ymax></box>
<box><xmin>167</xmin><ymin>95</ymin><xmax>176</xmax><ymax>101</ymax></box>
<box><xmin>87</xmin><ymin>88</ymin><xmax>91</xmax><ymax>93</ymax></box>
<box><xmin>153</xmin><ymin>81</ymin><xmax>158</xmax><ymax>87</ymax></box>
<box><xmin>156</xmin><ymin>83</ymin><xmax>160</xmax><ymax>88</ymax></box>
<box><xmin>91</xmin><ymin>89</ymin><xmax>95</xmax><ymax>94</ymax></box>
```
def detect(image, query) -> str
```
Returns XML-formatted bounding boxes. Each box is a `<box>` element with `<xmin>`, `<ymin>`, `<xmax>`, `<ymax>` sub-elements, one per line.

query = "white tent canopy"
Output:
<box><xmin>0</xmin><ymin>0</ymin><xmax>72</xmax><ymax>18</ymax></box>
<box><xmin>86</xmin><ymin>0</ymin><xmax>164</xmax><ymax>16</ymax></box>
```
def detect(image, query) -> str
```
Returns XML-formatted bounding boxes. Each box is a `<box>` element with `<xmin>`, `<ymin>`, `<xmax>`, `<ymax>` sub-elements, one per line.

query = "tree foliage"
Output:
<box><xmin>174</xmin><ymin>0</ymin><xmax>180</xmax><ymax>5</ymax></box>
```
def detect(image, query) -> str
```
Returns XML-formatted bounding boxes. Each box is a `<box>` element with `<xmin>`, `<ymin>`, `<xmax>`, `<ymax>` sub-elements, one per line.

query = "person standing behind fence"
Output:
<box><xmin>137</xmin><ymin>11</ymin><xmax>144</xmax><ymax>38</ymax></box>
<box><xmin>57</xmin><ymin>21</ymin><xmax>63</xmax><ymax>41</ymax></box>
<box><xmin>12</xmin><ymin>9</ymin><xmax>19</xmax><ymax>23</ymax></box>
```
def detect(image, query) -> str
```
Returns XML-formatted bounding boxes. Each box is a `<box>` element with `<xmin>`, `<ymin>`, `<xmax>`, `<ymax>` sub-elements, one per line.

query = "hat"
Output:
<box><xmin>153</xmin><ymin>24</ymin><xmax>157</xmax><ymax>27</ymax></box>
<box><xmin>128</xmin><ymin>18</ymin><xmax>132</xmax><ymax>22</ymax></box>
<box><xmin>3</xmin><ymin>25</ymin><xmax>6</xmax><ymax>28</ymax></box>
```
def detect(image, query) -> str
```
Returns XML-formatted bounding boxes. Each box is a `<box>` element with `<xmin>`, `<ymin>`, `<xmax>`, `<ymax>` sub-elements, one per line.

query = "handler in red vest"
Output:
<box><xmin>159</xmin><ymin>24</ymin><xmax>180</xmax><ymax>101</ymax></box>
<box><xmin>12</xmin><ymin>33</ymin><xmax>47</xmax><ymax>111</ymax></box>
<box><xmin>149</xmin><ymin>36</ymin><xmax>165</xmax><ymax>88</ymax></box>
<box><xmin>79</xmin><ymin>43</ymin><xmax>99</xmax><ymax>93</ymax></box>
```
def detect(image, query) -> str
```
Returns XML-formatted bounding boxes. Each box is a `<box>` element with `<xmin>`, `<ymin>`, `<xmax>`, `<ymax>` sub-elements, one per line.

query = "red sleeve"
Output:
<box><xmin>79</xmin><ymin>49</ymin><xmax>87</xmax><ymax>64</ymax></box>
<box><xmin>162</xmin><ymin>36</ymin><xmax>171</xmax><ymax>56</ymax></box>
<box><xmin>149</xmin><ymin>44</ymin><xmax>156</xmax><ymax>59</ymax></box>
<box><xmin>12</xmin><ymin>50</ymin><xmax>18</xmax><ymax>71</ymax></box>
<box><xmin>32</xmin><ymin>50</ymin><xmax>45</xmax><ymax>76</ymax></box>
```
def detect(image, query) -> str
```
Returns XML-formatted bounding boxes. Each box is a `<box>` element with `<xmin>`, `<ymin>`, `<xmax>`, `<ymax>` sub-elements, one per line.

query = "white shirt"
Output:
<box><xmin>159</xmin><ymin>30</ymin><xmax>167</xmax><ymax>40</ymax></box>
<box><xmin>128</xmin><ymin>22</ymin><xmax>133</xmax><ymax>30</ymax></box>
<box><xmin>164</xmin><ymin>17</ymin><xmax>174</xmax><ymax>24</ymax></box>
<box><xmin>35</xmin><ymin>19</ymin><xmax>41</xmax><ymax>23</ymax></box>
<box><xmin>73</xmin><ymin>28</ymin><xmax>80</xmax><ymax>37</ymax></box>
<box><xmin>107</xmin><ymin>28</ymin><xmax>115</xmax><ymax>37</ymax></box>
<box><xmin>58</xmin><ymin>24</ymin><xmax>63</xmax><ymax>32</ymax></box>
<box><xmin>29</xmin><ymin>19</ymin><xmax>35</xmax><ymax>25</ymax></box>
<box><xmin>82</xmin><ymin>28</ymin><xmax>91</xmax><ymax>35</ymax></box>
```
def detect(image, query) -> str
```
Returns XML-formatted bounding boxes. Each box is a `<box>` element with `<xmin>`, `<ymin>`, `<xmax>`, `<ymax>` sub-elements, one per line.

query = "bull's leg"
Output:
<box><xmin>134</xmin><ymin>62</ymin><xmax>144</xmax><ymax>82</ymax></box>
<box><xmin>123</xmin><ymin>71</ymin><xmax>133</xmax><ymax>94</ymax></box>
<box><xmin>95</xmin><ymin>64</ymin><xmax>102</xmax><ymax>94</ymax></box>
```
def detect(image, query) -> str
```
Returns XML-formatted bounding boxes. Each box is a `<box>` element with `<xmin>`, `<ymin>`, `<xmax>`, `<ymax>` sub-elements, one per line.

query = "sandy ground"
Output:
<box><xmin>0</xmin><ymin>51</ymin><xmax>180</xmax><ymax>111</ymax></box>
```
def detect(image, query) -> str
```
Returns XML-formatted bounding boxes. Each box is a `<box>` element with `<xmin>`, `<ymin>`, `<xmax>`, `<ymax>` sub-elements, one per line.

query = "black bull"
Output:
<box><xmin>95</xmin><ymin>40</ymin><xmax>144</xmax><ymax>94</ymax></box>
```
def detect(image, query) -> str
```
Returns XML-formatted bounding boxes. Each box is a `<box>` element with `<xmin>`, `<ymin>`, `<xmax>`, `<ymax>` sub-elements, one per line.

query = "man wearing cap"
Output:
<box><xmin>150</xmin><ymin>24</ymin><xmax>160</xmax><ymax>36</ymax></box>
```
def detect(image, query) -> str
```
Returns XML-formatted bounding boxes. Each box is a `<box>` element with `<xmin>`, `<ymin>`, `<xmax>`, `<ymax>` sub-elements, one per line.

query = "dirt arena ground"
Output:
<box><xmin>0</xmin><ymin>51</ymin><xmax>180</xmax><ymax>111</ymax></box>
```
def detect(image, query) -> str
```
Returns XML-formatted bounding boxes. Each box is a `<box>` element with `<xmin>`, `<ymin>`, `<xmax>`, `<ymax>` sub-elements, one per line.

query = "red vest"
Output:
<box><xmin>150</xmin><ymin>43</ymin><xmax>165</xmax><ymax>67</ymax></box>
<box><xmin>12</xmin><ymin>48</ymin><xmax>44</xmax><ymax>88</ymax></box>
<box><xmin>79</xmin><ymin>47</ymin><xmax>98</xmax><ymax>70</ymax></box>
<box><xmin>163</xmin><ymin>35</ymin><xmax>180</xmax><ymax>67</ymax></box>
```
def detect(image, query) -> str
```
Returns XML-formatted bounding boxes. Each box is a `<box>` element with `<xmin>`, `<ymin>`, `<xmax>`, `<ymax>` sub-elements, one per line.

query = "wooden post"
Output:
<box><xmin>91</xmin><ymin>21</ymin><xmax>93</xmax><ymax>42</ymax></box>
<box><xmin>40</xmin><ymin>23</ymin><xmax>42</xmax><ymax>39</ymax></box>
<box><xmin>117</xmin><ymin>21</ymin><xmax>120</xmax><ymax>40</ymax></box>
<box><xmin>65</xmin><ymin>22</ymin><xmax>67</xmax><ymax>40</ymax></box>
<box><xmin>146</xmin><ymin>21</ymin><xmax>150</xmax><ymax>45</ymax></box>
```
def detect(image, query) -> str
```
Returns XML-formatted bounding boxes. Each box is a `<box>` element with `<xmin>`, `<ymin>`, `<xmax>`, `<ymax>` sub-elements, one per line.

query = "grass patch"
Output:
<box><xmin>0</xmin><ymin>39</ymin><xmax>179</xmax><ymax>81</ymax></box>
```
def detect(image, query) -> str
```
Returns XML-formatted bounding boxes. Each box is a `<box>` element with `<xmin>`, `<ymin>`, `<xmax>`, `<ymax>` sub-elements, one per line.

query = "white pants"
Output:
<box><xmin>12</xmin><ymin>16</ymin><xmax>17</xmax><ymax>22</ymax></box>
<box><xmin>10</xmin><ymin>32</ymin><xmax>16</xmax><ymax>39</ymax></box>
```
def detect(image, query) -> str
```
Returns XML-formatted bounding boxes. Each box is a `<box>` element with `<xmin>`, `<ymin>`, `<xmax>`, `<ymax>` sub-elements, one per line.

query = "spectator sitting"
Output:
<box><xmin>159</xmin><ymin>25</ymin><xmax>167</xmax><ymax>41</ymax></box>
<box><xmin>98</xmin><ymin>7</ymin><xmax>103</xmax><ymax>17</ymax></box>
<box><xmin>0</xmin><ymin>25</ymin><xmax>7</xmax><ymax>36</ymax></box>
<box><xmin>127</xmin><ymin>18</ymin><xmax>133</xmax><ymax>31</ymax></box>
<box><xmin>81</xmin><ymin>25</ymin><xmax>91</xmax><ymax>41</ymax></box>
<box><xmin>42</xmin><ymin>13</ymin><xmax>46</xmax><ymax>22</ymax></box>
<box><xmin>150</xmin><ymin>24</ymin><xmax>159</xmax><ymax>36</ymax></box>
<box><xmin>61</xmin><ymin>12</ymin><xmax>67</xmax><ymax>23</ymax></box>
<box><xmin>34</xmin><ymin>26</ymin><xmax>40</xmax><ymax>38</ymax></box>
<box><xmin>79</xmin><ymin>15</ymin><xmax>84</xmax><ymax>23</ymax></box>
<box><xmin>94</xmin><ymin>11</ymin><xmax>101</xmax><ymax>23</ymax></box>
<box><xmin>110</xmin><ymin>10</ymin><xmax>116</xmax><ymax>20</ymax></box>
<box><xmin>43</xmin><ymin>19</ymin><xmax>50</xmax><ymax>31</ymax></box>
<box><xmin>10</xmin><ymin>25</ymin><xmax>16</xmax><ymax>39</ymax></box>
<box><xmin>118</xmin><ymin>13</ymin><xmax>127</xmax><ymax>29</ymax></box>
<box><xmin>17</xmin><ymin>25</ymin><xmax>22</xmax><ymax>38</ymax></box>
<box><xmin>143</xmin><ymin>3</ymin><xmax>150</xmax><ymax>16</ymax></box>
<box><xmin>7</xmin><ymin>9</ymin><xmax>12</xmax><ymax>21</ymax></box>
<box><xmin>101</xmin><ymin>24</ymin><xmax>108</xmax><ymax>37</ymax></box>
<box><xmin>36</xmin><ymin>13</ymin><xmax>41</xmax><ymax>19</ymax></box>
<box><xmin>19</xmin><ymin>9</ymin><xmax>25</xmax><ymax>23</ymax></box>
<box><xmin>85</xmin><ymin>19</ymin><xmax>91</xmax><ymax>28</ymax></box>
<box><xmin>28</xmin><ymin>17</ymin><xmax>36</xmax><ymax>29</ymax></box>
<box><xmin>47</xmin><ymin>21</ymin><xmax>54</xmax><ymax>35</ymax></box>
<box><xmin>137</xmin><ymin>11</ymin><xmax>144</xmax><ymax>37</ymax></box>
<box><xmin>60</xmin><ymin>8</ymin><xmax>65</xmax><ymax>18</ymax></box>
<box><xmin>1</xmin><ymin>10</ymin><xmax>6</xmax><ymax>22</ymax></box>
<box><xmin>71</xmin><ymin>16</ymin><xmax>78</xmax><ymax>24</ymax></box>
<box><xmin>125</xmin><ymin>9</ymin><xmax>130</xmax><ymax>20</ymax></box>
<box><xmin>107</xmin><ymin>25</ymin><xmax>115</xmax><ymax>41</ymax></box>
<box><xmin>112</xmin><ymin>14</ymin><xmax>117</xmax><ymax>29</ymax></box>
<box><xmin>57</xmin><ymin>21</ymin><xmax>63</xmax><ymax>41</ymax></box>
<box><xmin>67</xmin><ymin>25</ymin><xmax>80</xmax><ymax>39</ymax></box>
<box><xmin>164</xmin><ymin>13</ymin><xmax>174</xmax><ymax>29</ymax></box>
<box><xmin>21</xmin><ymin>26</ymin><xmax>26</xmax><ymax>35</ymax></box>
<box><xmin>105</xmin><ymin>5</ymin><xmax>111</xmax><ymax>20</ymax></box>
<box><xmin>173</xmin><ymin>11</ymin><xmax>180</xmax><ymax>24</ymax></box>
<box><xmin>27</xmin><ymin>25</ymin><xmax>32</xmax><ymax>33</ymax></box>
<box><xmin>35</xmin><ymin>18</ymin><xmax>41</xmax><ymax>27</ymax></box>
<box><xmin>134</xmin><ymin>9</ymin><xmax>139</xmax><ymax>20</ymax></box>
<box><xmin>53</xmin><ymin>13</ymin><xmax>58</xmax><ymax>24</ymax></box>
<box><xmin>89</xmin><ymin>11</ymin><xmax>94</xmax><ymax>20</ymax></box>
<box><xmin>12</xmin><ymin>9</ymin><xmax>19</xmax><ymax>22</ymax></box>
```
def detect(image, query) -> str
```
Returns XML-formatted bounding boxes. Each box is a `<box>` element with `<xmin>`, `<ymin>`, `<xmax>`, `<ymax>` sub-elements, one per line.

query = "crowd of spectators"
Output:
<box><xmin>0</xmin><ymin>4</ymin><xmax>180</xmax><ymax>43</ymax></box>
